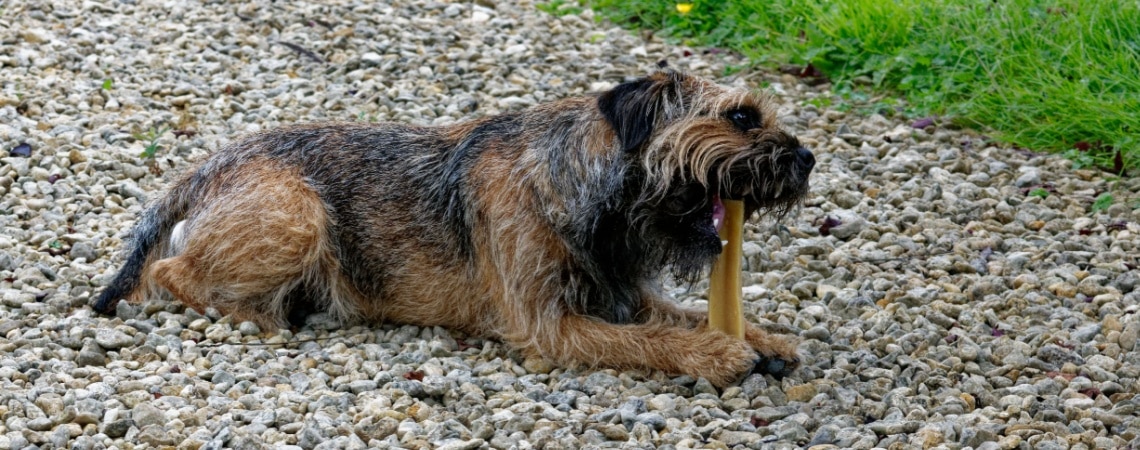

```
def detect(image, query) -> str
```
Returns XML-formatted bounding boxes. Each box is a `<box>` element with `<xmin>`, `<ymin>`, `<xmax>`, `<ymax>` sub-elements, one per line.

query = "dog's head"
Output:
<box><xmin>597</xmin><ymin>71</ymin><xmax>814</xmax><ymax>279</ymax></box>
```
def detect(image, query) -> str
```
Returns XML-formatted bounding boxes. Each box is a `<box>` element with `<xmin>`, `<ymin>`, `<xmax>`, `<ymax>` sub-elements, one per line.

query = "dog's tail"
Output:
<box><xmin>92</xmin><ymin>178</ymin><xmax>195</xmax><ymax>314</ymax></box>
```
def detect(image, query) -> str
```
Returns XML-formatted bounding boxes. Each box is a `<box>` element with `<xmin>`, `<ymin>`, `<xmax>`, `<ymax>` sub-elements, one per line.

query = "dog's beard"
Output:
<box><xmin>638</xmin><ymin>153</ymin><xmax>813</xmax><ymax>283</ymax></box>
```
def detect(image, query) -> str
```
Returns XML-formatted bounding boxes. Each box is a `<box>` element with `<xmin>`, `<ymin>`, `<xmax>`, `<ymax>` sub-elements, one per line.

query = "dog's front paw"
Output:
<box><xmin>679</xmin><ymin>335</ymin><xmax>760</xmax><ymax>387</ymax></box>
<box><xmin>743</xmin><ymin>325</ymin><xmax>801</xmax><ymax>379</ymax></box>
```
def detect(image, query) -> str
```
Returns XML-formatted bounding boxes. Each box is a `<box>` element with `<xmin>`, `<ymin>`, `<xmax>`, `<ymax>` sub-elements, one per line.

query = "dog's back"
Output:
<box><xmin>92</xmin><ymin>105</ymin><xmax>597</xmax><ymax>332</ymax></box>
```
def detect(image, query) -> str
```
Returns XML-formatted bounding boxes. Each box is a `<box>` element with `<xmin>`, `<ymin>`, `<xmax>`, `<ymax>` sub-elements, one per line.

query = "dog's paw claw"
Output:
<box><xmin>750</xmin><ymin>354</ymin><xmax>798</xmax><ymax>380</ymax></box>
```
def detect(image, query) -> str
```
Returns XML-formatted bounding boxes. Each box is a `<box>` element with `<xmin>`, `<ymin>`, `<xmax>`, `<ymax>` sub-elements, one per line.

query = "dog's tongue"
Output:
<box><xmin>712</xmin><ymin>195</ymin><xmax>726</xmax><ymax>232</ymax></box>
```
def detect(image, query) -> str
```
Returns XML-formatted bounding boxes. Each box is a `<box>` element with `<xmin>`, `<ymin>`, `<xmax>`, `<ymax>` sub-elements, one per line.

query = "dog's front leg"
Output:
<box><xmin>639</xmin><ymin>293</ymin><xmax>801</xmax><ymax>379</ymax></box>
<box><xmin>525</xmin><ymin>312</ymin><xmax>760</xmax><ymax>387</ymax></box>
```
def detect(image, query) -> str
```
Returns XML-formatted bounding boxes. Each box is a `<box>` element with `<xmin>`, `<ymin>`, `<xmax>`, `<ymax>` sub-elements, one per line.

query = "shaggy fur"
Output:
<box><xmin>94</xmin><ymin>71</ymin><xmax>815</xmax><ymax>386</ymax></box>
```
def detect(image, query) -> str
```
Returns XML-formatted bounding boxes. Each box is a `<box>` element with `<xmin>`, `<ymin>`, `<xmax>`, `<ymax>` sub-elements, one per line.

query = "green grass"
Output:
<box><xmin>583</xmin><ymin>0</ymin><xmax>1140</xmax><ymax>174</ymax></box>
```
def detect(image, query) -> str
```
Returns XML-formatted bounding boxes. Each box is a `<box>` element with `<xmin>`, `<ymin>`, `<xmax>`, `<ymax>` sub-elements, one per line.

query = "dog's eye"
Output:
<box><xmin>726</xmin><ymin>108</ymin><xmax>760</xmax><ymax>131</ymax></box>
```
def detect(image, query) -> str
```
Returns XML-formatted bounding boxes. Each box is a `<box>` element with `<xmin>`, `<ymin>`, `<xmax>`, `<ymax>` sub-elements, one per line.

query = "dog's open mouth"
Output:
<box><xmin>711</xmin><ymin>195</ymin><xmax>726</xmax><ymax>232</ymax></box>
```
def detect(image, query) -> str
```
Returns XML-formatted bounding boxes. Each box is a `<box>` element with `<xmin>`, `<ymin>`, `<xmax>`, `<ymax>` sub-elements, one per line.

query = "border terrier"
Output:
<box><xmin>94</xmin><ymin>71</ymin><xmax>814</xmax><ymax>386</ymax></box>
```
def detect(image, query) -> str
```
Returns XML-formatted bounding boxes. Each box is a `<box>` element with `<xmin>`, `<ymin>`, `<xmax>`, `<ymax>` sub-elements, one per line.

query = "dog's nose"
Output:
<box><xmin>795</xmin><ymin>147</ymin><xmax>815</xmax><ymax>171</ymax></box>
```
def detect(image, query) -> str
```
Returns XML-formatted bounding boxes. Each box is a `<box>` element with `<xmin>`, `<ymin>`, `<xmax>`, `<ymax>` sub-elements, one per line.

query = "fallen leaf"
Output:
<box><xmin>1079</xmin><ymin>387</ymin><xmax>1102</xmax><ymax>398</ymax></box>
<box><xmin>818</xmin><ymin>216</ymin><xmax>842</xmax><ymax>236</ymax></box>
<box><xmin>403</xmin><ymin>370</ymin><xmax>425</xmax><ymax>381</ymax></box>
<box><xmin>798</xmin><ymin>63</ymin><xmax>823</xmax><ymax>78</ymax></box>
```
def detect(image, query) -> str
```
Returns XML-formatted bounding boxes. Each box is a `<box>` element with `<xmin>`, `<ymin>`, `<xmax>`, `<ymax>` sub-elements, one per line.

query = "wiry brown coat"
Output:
<box><xmin>95</xmin><ymin>71</ymin><xmax>815</xmax><ymax>386</ymax></box>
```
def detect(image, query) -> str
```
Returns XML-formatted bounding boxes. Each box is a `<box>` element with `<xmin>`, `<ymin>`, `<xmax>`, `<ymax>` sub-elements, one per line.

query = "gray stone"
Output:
<box><xmin>1</xmin><ymin>289</ymin><xmax>34</xmax><ymax>308</ymax></box>
<box><xmin>201</xmin><ymin>425</ymin><xmax>232</xmax><ymax>450</ymax></box>
<box><xmin>712</xmin><ymin>429</ymin><xmax>760</xmax><ymax>447</ymax></box>
<box><xmin>138</xmin><ymin>425</ymin><xmax>178</xmax><ymax>446</ymax></box>
<box><xmin>70</xmin><ymin>241</ymin><xmax>97</xmax><ymax>261</ymax></box>
<box><xmin>26</xmin><ymin>417</ymin><xmax>52</xmax><ymax>431</ymax></box>
<box><xmin>867</xmin><ymin>420</ymin><xmax>921</xmax><ymax>435</ymax></box>
<box><xmin>822</xmin><ymin>209</ymin><xmax>866</xmax><ymax>240</ymax></box>
<box><xmin>633</xmin><ymin>412</ymin><xmax>666</xmax><ymax>431</ymax></box>
<box><xmin>101</xmin><ymin>419</ymin><xmax>135</xmax><ymax>439</ymax></box>
<box><xmin>774</xmin><ymin>421</ymin><xmax>810</xmax><ymax>442</ymax></box>
<box><xmin>228</xmin><ymin>427</ymin><xmax>268</xmax><ymax>450</ymax></box>
<box><xmin>753</xmin><ymin>406</ymin><xmax>797</xmax><ymax>422</ymax></box>
<box><xmin>1072</xmin><ymin>323</ymin><xmax>1101</xmax><ymax>343</ymax></box>
<box><xmin>132</xmin><ymin>402</ymin><xmax>165</xmax><ymax>429</ymax></box>
<box><xmin>1014</xmin><ymin>169</ymin><xmax>1041</xmax><ymax>187</ymax></box>
<box><xmin>297</xmin><ymin>421</ymin><xmax>326</xmax><ymax>450</ymax></box>
<box><xmin>803</xmin><ymin>325</ymin><xmax>831</xmax><ymax>342</ymax></box>
<box><xmin>959</xmin><ymin>427</ymin><xmax>999</xmax><ymax>448</ymax></box>
<box><xmin>73</xmin><ymin>399</ymin><xmax>104</xmax><ymax>425</ymax></box>
<box><xmin>1120</xmin><ymin>321</ymin><xmax>1139</xmax><ymax>351</ymax></box>
<box><xmin>238</xmin><ymin>321</ymin><xmax>261</xmax><ymax>336</ymax></box>
<box><xmin>94</xmin><ymin>328</ymin><xmax>134</xmax><ymax>349</ymax></box>
<box><xmin>692</xmin><ymin>377</ymin><xmax>717</xmax><ymax>396</ymax></box>
<box><xmin>77</xmin><ymin>343</ymin><xmax>107</xmax><ymax>367</ymax></box>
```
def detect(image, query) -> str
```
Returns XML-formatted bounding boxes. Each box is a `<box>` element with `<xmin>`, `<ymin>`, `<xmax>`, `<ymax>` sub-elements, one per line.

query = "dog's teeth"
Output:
<box><xmin>712</xmin><ymin>218</ymin><xmax>720</xmax><ymax>229</ymax></box>
<box><xmin>721</xmin><ymin>240</ymin><xmax>729</xmax><ymax>246</ymax></box>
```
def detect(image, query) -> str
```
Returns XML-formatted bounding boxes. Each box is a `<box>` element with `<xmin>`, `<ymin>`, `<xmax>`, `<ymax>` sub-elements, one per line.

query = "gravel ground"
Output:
<box><xmin>2</xmin><ymin>1</ymin><xmax>1140</xmax><ymax>449</ymax></box>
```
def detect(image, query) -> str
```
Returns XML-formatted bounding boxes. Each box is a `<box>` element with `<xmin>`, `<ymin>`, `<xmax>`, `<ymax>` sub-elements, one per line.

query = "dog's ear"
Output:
<box><xmin>597</xmin><ymin>75</ymin><xmax>669</xmax><ymax>153</ymax></box>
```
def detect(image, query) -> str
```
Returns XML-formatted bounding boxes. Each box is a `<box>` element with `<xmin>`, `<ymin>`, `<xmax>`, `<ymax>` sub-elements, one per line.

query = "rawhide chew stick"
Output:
<box><xmin>708</xmin><ymin>198</ymin><xmax>745</xmax><ymax>339</ymax></box>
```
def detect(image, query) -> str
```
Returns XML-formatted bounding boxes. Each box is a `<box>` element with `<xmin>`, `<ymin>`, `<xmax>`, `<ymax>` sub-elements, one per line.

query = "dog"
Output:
<box><xmin>93</xmin><ymin>70</ymin><xmax>815</xmax><ymax>386</ymax></box>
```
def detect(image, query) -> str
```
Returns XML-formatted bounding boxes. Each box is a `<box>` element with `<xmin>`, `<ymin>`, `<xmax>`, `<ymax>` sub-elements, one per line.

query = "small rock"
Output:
<box><xmin>712</xmin><ymin>429</ymin><xmax>760</xmax><ymax>447</ymax></box>
<box><xmin>77</xmin><ymin>343</ymin><xmax>107</xmax><ymax>367</ymax></box>
<box><xmin>1014</xmin><ymin>168</ymin><xmax>1041</xmax><ymax>187</ymax></box>
<box><xmin>26</xmin><ymin>417</ymin><xmax>53</xmax><ymax>431</ymax></box>
<box><xmin>101</xmin><ymin>419</ymin><xmax>135</xmax><ymax>439</ymax></box>
<box><xmin>74</xmin><ymin>401</ymin><xmax>104</xmax><ymax>423</ymax></box>
<box><xmin>1072</xmin><ymin>323</ymin><xmax>1101</xmax><ymax>343</ymax></box>
<box><xmin>692</xmin><ymin>377</ymin><xmax>717</xmax><ymax>396</ymax></box>
<box><xmin>70</xmin><ymin>241</ymin><xmax>98</xmax><ymax>261</ymax></box>
<box><xmin>138</xmin><ymin>425</ymin><xmax>177</xmax><ymax>446</ymax></box>
<box><xmin>360</xmin><ymin>52</ymin><xmax>383</xmax><ymax>66</ymax></box>
<box><xmin>774</xmin><ymin>421</ymin><xmax>810</xmax><ymax>443</ymax></box>
<box><xmin>633</xmin><ymin>413</ymin><xmax>666</xmax><ymax>431</ymax></box>
<box><xmin>753</xmin><ymin>406</ymin><xmax>796</xmax><ymax>422</ymax></box>
<box><xmin>803</xmin><ymin>325</ymin><xmax>830</xmax><ymax>342</ymax></box>
<box><xmin>1</xmin><ymin>290</ymin><xmax>35</xmax><ymax>308</ymax></box>
<box><xmin>133</xmin><ymin>403</ymin><xmax>165</xmax><ymax>429</ymax></box>
<box><xmin>522</xmin><ymin>356</ymin><xmax>554</xmax><ymax>374</ymax></box>
<box><xmin>599</xmin><ymin>424</ymin><xmax>628</xmax><ymax>441</ymax></box>
<box><xmin>867</xmin><ymin>420</ymin><xmax>921</xmax><ymax>435</ymax></box>
<box><xmin>238</xmin><ymin>321</ymin><xmax>261</xmax><ymax>336</ymax></box>
<box><xmin>821</xmin><ymin>210</ymin><xmax>866</xmax><ymax>240</ymax></box>
<box><xmin>69</xmin><ymin>148</ymin><xmax>88</xmax><ymax>164</ymax></box>
<box><xmin>959</xmin><ymin>427</ymin><xmax>999</xmax><ymax>448</ymax></box>
<box><xmin>1119</xmin><ymin>321</ymin><xmax>1139</xmax><ymax>351</ymax></box>
<box><xmin>95</xmin><ymin>328</ymin><xmax>134</xmax><ymax>349</ymax></box>
<box><xmin>785</xmin><ymin>384</ymin><xmax>818</xmax><ymax>403</ymax></box>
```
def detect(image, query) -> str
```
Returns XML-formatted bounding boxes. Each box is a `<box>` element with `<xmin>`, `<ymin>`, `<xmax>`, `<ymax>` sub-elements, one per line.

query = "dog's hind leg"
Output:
<box><xmin>147</xmin><ymin>158</ymin><xmax>347</xmax><ymax>330</ymax></box>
